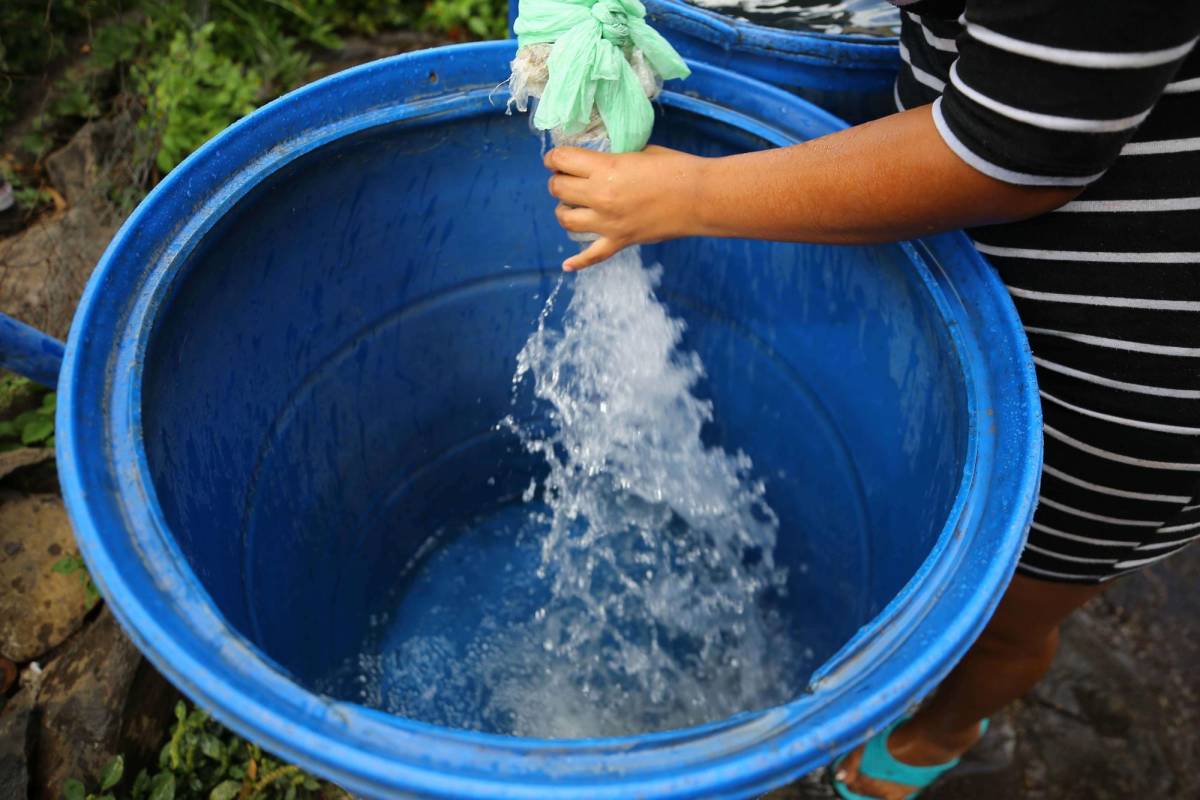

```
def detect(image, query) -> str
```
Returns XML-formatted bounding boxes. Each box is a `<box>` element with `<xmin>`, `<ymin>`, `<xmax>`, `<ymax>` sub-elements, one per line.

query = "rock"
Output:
<box><xmin>33</xmin><ymin>609</ymin><xmax>181</xmax><ymax>799</ymax></box>
<box><xmin>117</xmin><ymin>658</ymin><xmax>183</xmax><ymax>779</ymax></box>
<box><xmin>0</xmin><ymin>657</ymin><xmax>15</xmax><ymax>693</ymax></box>
<box><xmin>0</xmin><ymin>203</ymin><xmax>120</xmax><ymax>341</ymax></box>
<box><xmin>44</xmin><ymin>121</ymin><xmax>114</xmax><ymax>206</ymax></box>
<box><xmin>0</xmin><ymin>447</ymin><xmax>54</xmax><ymax>482</ymax></box>
<box><xmin>0</xmin><ymin>450</ymin><xmax>60</xmax><ymax>495</ymax></box>
<box><xmin>0</xmin><ymin>493</ymin><xmax>90</xmax><ymax>662</ymax></box>
<box><xmin>0</xmin><ymin>687</ymin><xmax>36</xmax><ymax>800</ymax></box>
<box><xmin>0</xmin><ymin>119</ymin><xmax>124</xmax><ymax>341</ymax></box>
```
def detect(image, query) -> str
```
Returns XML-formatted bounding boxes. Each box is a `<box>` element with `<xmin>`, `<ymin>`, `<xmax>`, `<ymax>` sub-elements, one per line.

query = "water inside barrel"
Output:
<box><xmin>316</xmin><ymin>249</ymin><xmax>808</xmax><ymax>738</ymax></box>
<box><xmin>685</xmin><ymin>0</ymin><xmax>899</xmax><ymax>36</ymax></box>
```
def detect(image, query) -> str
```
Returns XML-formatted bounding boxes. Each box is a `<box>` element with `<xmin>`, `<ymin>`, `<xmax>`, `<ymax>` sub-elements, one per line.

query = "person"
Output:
<box><xmin>539</xmin><ymin>0</ymin><xmax>1200</xmax><ymax>797</ymax></box>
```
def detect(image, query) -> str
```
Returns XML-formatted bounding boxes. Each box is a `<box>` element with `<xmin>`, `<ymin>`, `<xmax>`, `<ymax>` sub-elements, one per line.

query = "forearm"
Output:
<box><xmin>544</xmin><ymin>104</ymin><xmax>1083</xmax><ymax>269</ymax></box>
<box><xmin>688</xmin><ymin>106</ymin><xmax>1080</xmax><ymax>244</ymax></box>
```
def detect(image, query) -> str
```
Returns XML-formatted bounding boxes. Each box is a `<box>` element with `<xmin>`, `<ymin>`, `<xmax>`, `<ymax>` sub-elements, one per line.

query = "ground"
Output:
<box><xmin>1</xmin><ymin>30</ymin><xmax>1198</xmax><ymax>800</ymax></box>
<box><xmin>767</xmin><ymin>545</ymin><xmax>1200</xmax><ymax>799</ymax></box>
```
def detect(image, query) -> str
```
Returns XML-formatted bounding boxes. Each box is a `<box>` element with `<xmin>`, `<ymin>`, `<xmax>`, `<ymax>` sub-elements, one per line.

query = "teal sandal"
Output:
<box><xmin>830</xmin><ymin>717</ymin><xmax>989</xmax><ymax>800</ymax></box>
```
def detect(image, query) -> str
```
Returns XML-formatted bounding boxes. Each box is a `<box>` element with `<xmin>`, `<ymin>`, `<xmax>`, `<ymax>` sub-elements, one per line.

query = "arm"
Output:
<box><xmin>548</xmin><ymin>0</ymin><xmax>1200</xmax><ymax>271</ymax></box>
<box><xmin>545</xmin><ymin>105</ymin><xmax>1081</xmax><ymax>271</ymax></box>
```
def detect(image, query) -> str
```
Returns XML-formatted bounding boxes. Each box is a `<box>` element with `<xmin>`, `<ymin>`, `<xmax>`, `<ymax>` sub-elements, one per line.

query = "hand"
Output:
<box><xmin>544</xmin><ymin>145</ymin><xmax>708</xmax><ymax>271</ymax></box>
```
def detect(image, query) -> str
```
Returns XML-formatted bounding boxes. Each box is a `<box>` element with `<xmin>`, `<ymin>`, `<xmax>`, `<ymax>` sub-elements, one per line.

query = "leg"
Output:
<box><xmin>836</xmin><ymin>573</ymin><xmax>1109</xmax><ymax>800</ymax></box>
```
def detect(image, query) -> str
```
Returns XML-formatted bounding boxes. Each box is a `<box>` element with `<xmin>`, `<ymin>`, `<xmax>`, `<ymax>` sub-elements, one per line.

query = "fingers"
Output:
<box><xmin>544</xmin><ymin>146</ymin><xmax>603</xmax><ymax>177</ymax></box>
<box><xmin>543</xmin><ymin>146</ymin><xmax>632</xmax><ymax>271</ymax></box>
<box><xmin>564</xmin><ymin>237</ymin><xmax>621</xmax><ymax>271</ymax></box>
<box><xmin>554</xmin><ymin>203</ymin><xmax>600</xmax><ymax>234</ymax></box>
<box><xmin>548</xmin><ymin>174</ymin><xmax>593</xmax><ymax>206</ymax></box>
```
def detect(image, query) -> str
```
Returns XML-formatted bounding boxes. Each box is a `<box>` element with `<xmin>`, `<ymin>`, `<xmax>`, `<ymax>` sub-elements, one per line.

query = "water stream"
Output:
<box><xmin>324</xmin><ymin>249</ymin><xmax>801</xmax><ymax>737</ymax></box>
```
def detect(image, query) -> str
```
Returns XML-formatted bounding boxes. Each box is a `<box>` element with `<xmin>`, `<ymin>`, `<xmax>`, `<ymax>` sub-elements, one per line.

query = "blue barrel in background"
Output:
<box><xmin>505</xmin><ymin>0</ymin><xmax>901</xmax><ymax>123</ymax></box>
<box><xmin>643</xmin><ymin>0</ymin><xmax>900</xmax><ymax>122</ymax></box>
<box><xmin>56</xmin><ymin>41</ymin><xmax>1038</xmax><ymax>799</ymax></box>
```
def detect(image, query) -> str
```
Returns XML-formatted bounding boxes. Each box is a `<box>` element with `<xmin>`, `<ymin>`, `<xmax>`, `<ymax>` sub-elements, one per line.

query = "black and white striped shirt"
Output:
<box><xmin>891</xmin><ymin>0</ymin><xmax>1200</xmax><ymax>582</ymax></box>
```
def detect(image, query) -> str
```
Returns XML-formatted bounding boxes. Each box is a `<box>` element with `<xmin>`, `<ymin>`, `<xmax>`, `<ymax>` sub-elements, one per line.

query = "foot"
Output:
<box><xmin>833</xmin><ymin>718</ymin><xmax>985</xmax><ymax>799</ymax></box>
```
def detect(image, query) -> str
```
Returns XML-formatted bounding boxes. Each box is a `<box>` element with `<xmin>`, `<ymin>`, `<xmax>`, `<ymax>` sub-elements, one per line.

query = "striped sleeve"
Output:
<box><xmin>936</xmin><ymin>0</ymin><xmax>1200</xmax><ymax>186</ymax></box>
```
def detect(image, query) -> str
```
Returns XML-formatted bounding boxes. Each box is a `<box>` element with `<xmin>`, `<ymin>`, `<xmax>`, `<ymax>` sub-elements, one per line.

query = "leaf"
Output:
<box><xmin>175</xmin><ymin>701</ymin><xmax>187</xmax><ymax>722</ymax></box>
<box><xmin>85</xmin><ymin>581</ymin><xmax>101</xmax><ymax>610</ymax></box>
<box><xmin>208</xmin><ymin>780</ymin><xmax>241</xmax><ymax>800</ymax></box>
<box><xmin>20</xmin><ymin>417</ymin><xmax>54</xmax><ymax>444</ymax></box>
<box><xmin>155</xmin><ymin>148</ymin><xmax>175</xmax><ymax>174</ymax></box>
<box><xmin>100</xmin><ymin>755</ymin><xmax>124</xmax><ymax>790</ymax></box>
<box><xmin>62</xmin><ymin>778</ymin><xmax>86</xmax><ymax>800</ymax></box>
<box><xmin>132</xmin><ymin>769</ymin><xmax>151</xmax><ymax>799</ymax></box>
<box><xmin>0</xmin><ymin>420</ymin><xmax>16</xmax><ymax>438</ymax></box>
<box><xmin>41</xmin><ymin>392</ymin><xmax>57</xmax><ymax>411</ymax></box>
<box><xmin>200</xmin><ymin>733</ymin><xmax>224</xmax><ymax>760</ymax></box>
<box><xmin>52</xmin><ymin>555</ymin><xmax>82</xmax><ymax>574</ymax></box>
<box><xmin>148</xmin><ymin>771</ymin><xmax>175</xmax><ymax>800</ymax></box>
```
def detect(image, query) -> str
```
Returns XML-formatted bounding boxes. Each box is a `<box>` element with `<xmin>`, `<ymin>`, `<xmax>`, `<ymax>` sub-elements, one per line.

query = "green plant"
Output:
<box><xmin>313</xmin><ymin>0</ymin><xmax>422</xmax><ymax>35</ymax></box>
<box><xmin>65</xmin><ymin>702</ymin><xmax>351</xmax><ymax>800</ymax></box>
<box><xmin>422</xmin><ymin>0</ymin><xmax>509</xmax><ymax>40</ymax></box>
<box><xmin>1</xmin><ymin>158</ymin><xmax>56</xmax><ymax>214</ymax></box>
<box><xmin>52</xmin><ymin>551</ymin><xmax>101</xmax><ymax>611</ymax></box>
<box><xmin>63</xmin><ymin>755</ymin><xmax>124</xmax><ymax>800</ymax></box>
<box><xmin>0</xmin><ymin>1</ymin><xmax>129</xmax><ymax>126</ymax></box>
<box><xmin>6</xmin><ymin>0</ymin><xmax>474</xmax><ymax>212</ymax></box>
<box><xmin>0</xmin><ymin>390</ymin><xmax>56</xmax><ymax>451</ymax></box>
<box><xmin>0</xmin><ymin>373</ymin><xmax>41</xmax><ymax>413</ymax></box>
<box><xmin>134</xmin><ymin>22</ymin><xmax>263</xmax><ymax>173</ymax></box>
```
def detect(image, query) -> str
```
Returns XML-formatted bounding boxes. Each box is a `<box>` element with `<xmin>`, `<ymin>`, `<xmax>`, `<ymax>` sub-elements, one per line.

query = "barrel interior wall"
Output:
<box><xmin>649</xmin><ymin>233</ymin><xmax>967</xmax><ymax>645</ymax></box>
<box><xmin>141</xmin><ymin>103</ymin><xmax>966</xmax><ymax>694</ymax></box>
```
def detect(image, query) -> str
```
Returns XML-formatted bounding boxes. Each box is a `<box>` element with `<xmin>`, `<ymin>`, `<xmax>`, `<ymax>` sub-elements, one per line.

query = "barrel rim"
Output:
<box><xmin>57</xmin><ymin>40</ymin><xmax>1039</xmax><ymax>799</ymax></box>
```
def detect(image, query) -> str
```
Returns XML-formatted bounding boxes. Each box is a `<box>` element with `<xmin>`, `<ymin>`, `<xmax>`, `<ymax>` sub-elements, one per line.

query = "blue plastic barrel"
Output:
<box><xmin>505</xmin><ymin>1</ymin><xmax>901</xmax><ymax>123</ymax></box>
<box><xmin>53</xmin><ymin>41</ymin><xmax>1038</xmax><ymax>799</ymax></box>
<box><xmin>645</xmin><ymin>0</ymin><xmax>899</xmax><ymax>123</ymax></box>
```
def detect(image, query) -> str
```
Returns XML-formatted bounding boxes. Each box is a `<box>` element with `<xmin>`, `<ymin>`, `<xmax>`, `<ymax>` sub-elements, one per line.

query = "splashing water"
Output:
<box><xmin>327</xmin><ymin>248</ymin><xmax>799</xmax><ymax>738</ymax></box>
<box><xmin>493</xmin><ymin>248</ymin><xmax>797</xmax><ymax>736</ymax></box>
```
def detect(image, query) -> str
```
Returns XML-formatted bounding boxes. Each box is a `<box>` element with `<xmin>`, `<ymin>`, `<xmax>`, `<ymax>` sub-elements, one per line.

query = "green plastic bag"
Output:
<box><xmin>515</xmin><ymin>0</ymin><xmax>690</xmax><ymax>152</ymax></box>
